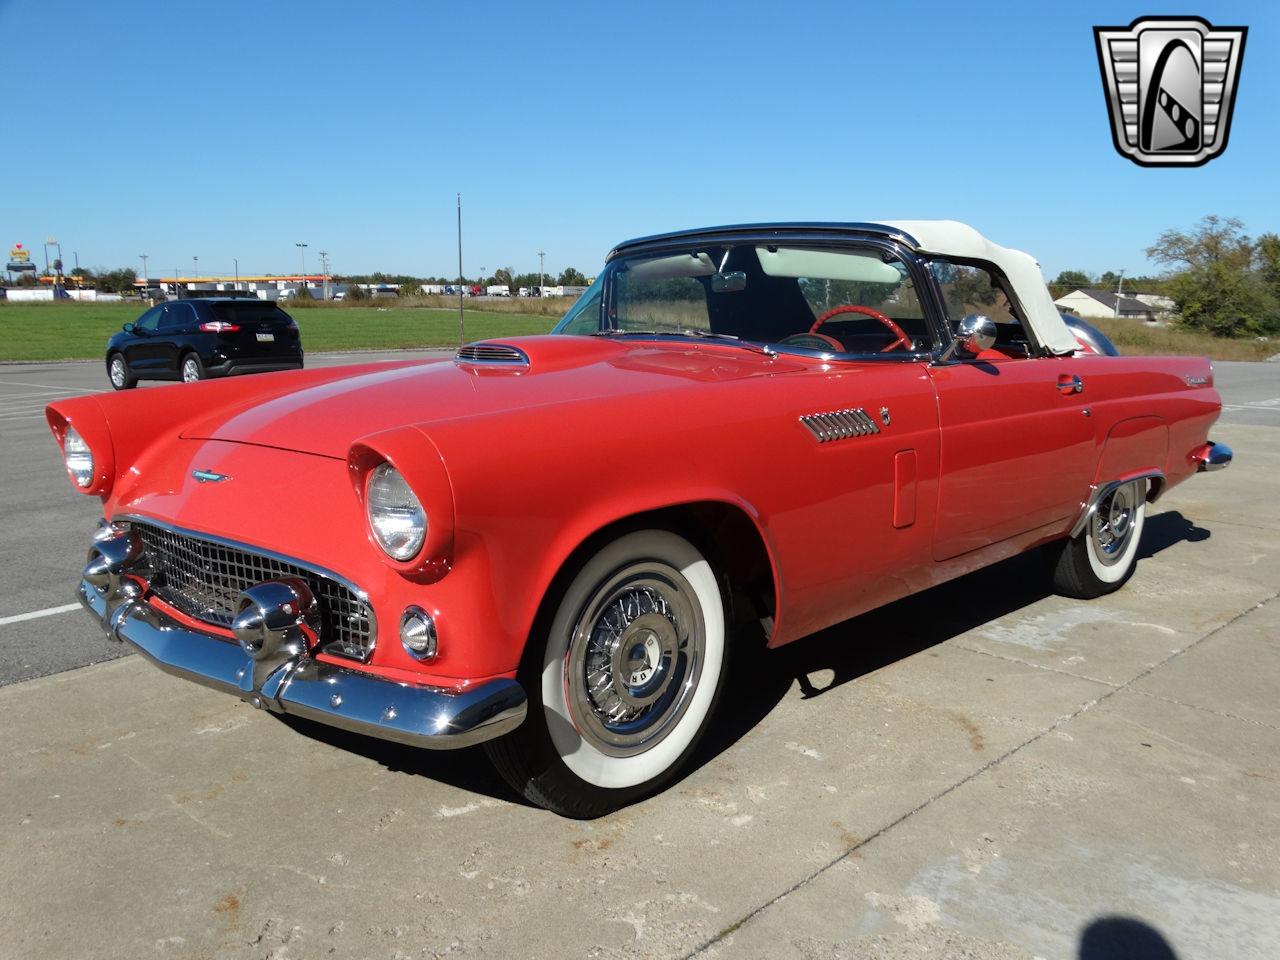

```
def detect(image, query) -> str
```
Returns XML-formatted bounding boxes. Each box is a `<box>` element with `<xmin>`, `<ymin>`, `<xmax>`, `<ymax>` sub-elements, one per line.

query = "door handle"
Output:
<box><xmin>1057</xmin><ymin>374</ymin><xmax>1084</xmax><ymax>395</ymax></box>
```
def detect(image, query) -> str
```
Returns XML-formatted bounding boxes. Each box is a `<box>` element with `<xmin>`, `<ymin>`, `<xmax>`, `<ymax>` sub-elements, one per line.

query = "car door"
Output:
<box><xmin>925</xmin><ymin>259</ymin><xmax>1094</xmax><ymax>561</ymax></box>
<box><xmin>124</xmin><ymin>306</ymin><xmax>164</xmax><ymax>371</ymax></box>
<box><xmin>153</xmin><ymin>302</ymin><xmax>192</xmax><ymax>375</ymax></box>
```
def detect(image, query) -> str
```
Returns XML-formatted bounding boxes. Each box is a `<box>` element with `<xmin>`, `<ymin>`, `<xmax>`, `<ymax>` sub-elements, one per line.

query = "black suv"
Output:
<box><xmin>106</xmin><ymin>298</ymin><xmax>304</xmax><ymax>389</ymax></box>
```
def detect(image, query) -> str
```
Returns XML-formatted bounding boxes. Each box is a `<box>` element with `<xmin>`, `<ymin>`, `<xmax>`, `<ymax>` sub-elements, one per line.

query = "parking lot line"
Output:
<box><xmin>0</xmin><ymin>603</ymin><xmax>82</xmax><ymax>627</ymax></box>
<box><xmin>0</xmin><ymin>379</ymin><xmax>99</xmax><ymax>392</ymax></box>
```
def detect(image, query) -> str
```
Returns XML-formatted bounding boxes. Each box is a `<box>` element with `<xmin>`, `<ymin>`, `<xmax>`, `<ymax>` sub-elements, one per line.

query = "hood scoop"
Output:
<box><xmin>455</xmin><ymin>342</ymin><xmax>531</xmax><ymax>368</ymax></box>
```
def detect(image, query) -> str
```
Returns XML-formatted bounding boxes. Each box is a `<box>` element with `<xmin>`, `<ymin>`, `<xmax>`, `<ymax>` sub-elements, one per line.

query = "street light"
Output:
<box><xmin>233</xmin><ymin>258</ymin><xmax>239</xmax><ymax>290</ymax></box>
<box><xmin>193</xmin><ymin>256</ymin><xmax>199</xmax><ymax>284</ymax></box>
<box><xmin>318</xmin><ymin>251</ymin><xmax>329</xmax><ymax>300</ymax></box>
<box><xmin>296</xmin><ymin>242</ymin><xmax>308</xmax><ymax>290</ymax></box>
<box><xmin>538</xmin><ymin>249</ymin><xmax>546</xmax><ymax>294</ymax></box>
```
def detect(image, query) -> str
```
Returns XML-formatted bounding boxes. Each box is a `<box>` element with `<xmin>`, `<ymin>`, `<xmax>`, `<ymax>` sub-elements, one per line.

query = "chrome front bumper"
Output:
<box><xmin>78</xmin><ymin>574</ymin><xmax>526</xmax><ymax>750</ymax></box>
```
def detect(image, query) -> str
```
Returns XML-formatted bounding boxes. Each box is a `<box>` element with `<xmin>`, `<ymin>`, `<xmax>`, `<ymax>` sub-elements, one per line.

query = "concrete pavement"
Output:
<box><xmin>0</xmin><ymin>356</ymin><xmax>1277</xmax><ymax>959</ymax></box>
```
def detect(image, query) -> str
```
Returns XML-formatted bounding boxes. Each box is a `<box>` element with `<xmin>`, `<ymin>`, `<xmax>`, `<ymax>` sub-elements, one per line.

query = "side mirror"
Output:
<box><xmin>711</xmin><ymin>271</ymin><xmax>747</xmax><ymax>293</ymax></box>
<box><xmin>939</xmin><ymin>313</ymin><xmax>997</xmax><ymax>362</ymax></box>
<box><xmin>122</xmin><ymin>322</ymin><xmax>136</xmax><ymax>334</ymax></box>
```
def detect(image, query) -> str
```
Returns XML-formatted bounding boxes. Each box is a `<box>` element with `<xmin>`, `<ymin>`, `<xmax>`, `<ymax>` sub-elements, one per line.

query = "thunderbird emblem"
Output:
<box><xmin>192</xmin><ymin>469</ymin><xmax>231</xmax><ymax>484</ymax></box>
<box><xmin>1094</xmin><ymin>16</ymin><xmax>1247</xmax><ymax>167</ymax></box>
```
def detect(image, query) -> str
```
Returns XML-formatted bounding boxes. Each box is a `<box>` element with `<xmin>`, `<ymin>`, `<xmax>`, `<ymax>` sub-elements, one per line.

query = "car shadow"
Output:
<box><xmin>279</xmin><ymin>512</ymin><xmax>1212</xmax><ymax>808</ymax></box>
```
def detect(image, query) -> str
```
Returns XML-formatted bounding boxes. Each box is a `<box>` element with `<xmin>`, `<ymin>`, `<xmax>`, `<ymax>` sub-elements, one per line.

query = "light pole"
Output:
<box><xmin>1114</xmin><ymin>269</ymin><xmax>1126</xmax><ymax>318</ymax></box>
<box><xmin>538</xmin><ymin>249</ymin><xmax>545</xmax><ymax>294</ymax></box>
<box><xmin>318</xmin><ymin>251</ymin><xmax>329</xmax><ymax>300</ymax></box>
<box><xmin>233</xmin><ymin>258</ymin><xmax>239</xmax><ymax>290</ymax></box>
<box><xmin>193</xmin><ymin>256</ymin><xmax>199</xmax><ymax>286</ymax></box>
<box><xmin>456</xmin><ymin>193</ymin><xmax>465</xmax><ymax>344</ymax></box>
<box><xmin>296</xmin><ymin>242</ymin><xmax>308</xmax><ymax>290</ymax></box>
<box><xmin>140</xmin><ymin>254</ymin><xmax>149</xmax><ymax>301</ymax></box>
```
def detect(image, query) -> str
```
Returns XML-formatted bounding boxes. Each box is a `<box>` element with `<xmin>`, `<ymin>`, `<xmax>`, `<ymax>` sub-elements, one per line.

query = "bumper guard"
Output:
<box><xmin>77</xmin><ymin>537</ymin><xmax>526</xmax><ymax>750</ymax></box>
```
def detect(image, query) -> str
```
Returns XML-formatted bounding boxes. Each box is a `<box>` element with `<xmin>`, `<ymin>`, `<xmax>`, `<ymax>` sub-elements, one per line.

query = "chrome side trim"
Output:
<box><xmin>1193</xmin><ymin>441</ymin><xmax>1233</xmax><ymax>472</ymax></box>
<box><xmin>799</xmin><ymin>408</ymin><xmax>881</xmax><ymax>443</ymax></box>
<box><xmin>78</xmin><ymin>576</ymin><xmax>526</xmax><ymax>750</ymax></box>
<box><xmin>455</xmin><ymin>342</ymin><xmax>530</xmax><ymax>366</ymax></box>
<box><xmin>116</xmin><ymin>513</ymin><xmax>377</xmax><ymax>662</ymax></box>
<box><xmin>1068</xmin><ymin>471</ymin><xmax>1165</xmax><ymax>539</ymax></box>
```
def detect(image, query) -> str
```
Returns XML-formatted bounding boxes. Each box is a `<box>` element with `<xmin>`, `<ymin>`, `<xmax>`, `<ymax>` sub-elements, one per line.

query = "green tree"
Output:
<box><xmin>344</xmin><ymin>281</ymin><xmax>368</xmax><ymax>301</ymax></box>
<box><xmin>96</xmin><ymin>268</ymin><xmax>137</xmax><ymax>294</ymax></box>
<box><xmin>557</xmin><ymin>267</ymin><xmax>587</xmax><ymax>286</ymax></box>
<box><xmin>1147</xmin><ymin>217</ymin><xmax>1279</xmax><ymax>336</ymax></box>
<box><xmin>1054</xmin><ymin>270</ymin><xmax>1093</xmax><ymax>288</ymax></box>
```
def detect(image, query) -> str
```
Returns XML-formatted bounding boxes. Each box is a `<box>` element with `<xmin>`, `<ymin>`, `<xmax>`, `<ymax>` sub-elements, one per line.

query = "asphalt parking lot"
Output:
<box><xmin>1</xmin><ymin>356</ymin><xmax>1277</xmax><ymax>960</ymax></box>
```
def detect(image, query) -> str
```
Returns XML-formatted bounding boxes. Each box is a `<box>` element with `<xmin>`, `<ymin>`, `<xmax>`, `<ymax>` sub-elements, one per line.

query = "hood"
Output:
<box><xmin>181</xmin><ymin>336</ymin><xmax>803</xmax><ymax>458</ymax></box>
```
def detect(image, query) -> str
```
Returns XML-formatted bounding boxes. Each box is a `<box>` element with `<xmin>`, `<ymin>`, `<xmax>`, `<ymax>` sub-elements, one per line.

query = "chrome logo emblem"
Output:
<box><xmin>192</xmin><ymin>469</ymin><xmax>231</xmax><ymax>483</ymax></box>
<box><xmin>1094</xmin><ymin>16</ymin><xmax>1247</xmax><ymax>167</ymax></box>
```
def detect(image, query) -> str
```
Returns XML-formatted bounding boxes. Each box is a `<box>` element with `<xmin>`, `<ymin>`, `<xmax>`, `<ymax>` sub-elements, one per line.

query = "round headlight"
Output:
<box><xmin>64</xmin><ymin>427</ymin><xmax>95</xmax><ymax>488</ymax></box>
<box><xmin>366</xmin><ymin>462</ymin><xmax>427</xmax><ymax>560</ymax></box>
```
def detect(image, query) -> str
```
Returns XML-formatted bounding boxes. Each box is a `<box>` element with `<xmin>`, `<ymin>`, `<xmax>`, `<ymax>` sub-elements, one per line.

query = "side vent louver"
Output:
<box><xmin>455</xmin><ymin>342</ymin><xmax>530</xmax><ymax>366</ymax></box>
<box><xmin>799</xmin><ymin>408</ymin><xmax>881</xmax><ymax>443</ymax></box>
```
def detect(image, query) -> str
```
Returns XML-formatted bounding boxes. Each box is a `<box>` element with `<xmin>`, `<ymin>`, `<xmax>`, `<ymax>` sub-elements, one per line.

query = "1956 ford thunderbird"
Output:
<box><xmin>48</xmin><ymin>221</ymin><xmax>1231</xmax><ymax>817</ymax></box>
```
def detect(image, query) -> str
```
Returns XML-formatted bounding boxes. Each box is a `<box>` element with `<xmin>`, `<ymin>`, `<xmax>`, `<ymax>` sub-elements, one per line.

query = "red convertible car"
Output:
<box><xmin>49</xmin><ymin>221</ymin><xmax>1231</xmax><ymax>817</ymax></box>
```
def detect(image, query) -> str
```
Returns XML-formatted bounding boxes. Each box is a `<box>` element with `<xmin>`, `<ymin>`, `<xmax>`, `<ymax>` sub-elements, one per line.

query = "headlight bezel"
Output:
<box><xmin>47</xmin><ymin>405</ymin><xmax>114</xmax><ymax>497</ymax></box>
<box><xmin>364</xmin><ymin>461</ymin><xmax>428</xmax><ymax>561</ymax></box>
<box><xmin>348</xmin><ymin>431</ymin><xmax>455</xmax><ymax>581</ymax></box>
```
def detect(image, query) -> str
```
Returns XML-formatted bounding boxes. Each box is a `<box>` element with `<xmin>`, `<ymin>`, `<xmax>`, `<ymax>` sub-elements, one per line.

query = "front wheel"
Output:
<box><xmin>486</xmin><ymin>529</ymin><xmax>727</xmax><ymax>818</ymax></box>
<box><xmin>1048</xmin><ymin>478</ymin><xmax>1147</xmax><ymax>599</ymax></box>
<box><xmin>107</xmin><ymin>353</ymin><xmax>136</xmax><ymax>390</ymax></box>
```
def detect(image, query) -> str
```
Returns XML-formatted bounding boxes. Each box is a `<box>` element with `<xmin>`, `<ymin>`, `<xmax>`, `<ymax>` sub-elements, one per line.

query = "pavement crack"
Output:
<box><xmin>953</xmin><ymin>644</ymin><xmax>1121</xmax><ymax>687</ymax></box>
<box><xmin>1127</xmin><ymin>688</ymin><xmax>1280</xmax><ymax>732</ymax></box>
<box><xmin>684</xmin><ymin>590</ymin><xmax>1278</xmax><ymax>958</ymax></box>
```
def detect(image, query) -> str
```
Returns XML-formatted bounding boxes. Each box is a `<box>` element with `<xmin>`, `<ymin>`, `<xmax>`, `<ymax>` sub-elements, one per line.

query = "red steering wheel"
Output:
<box><xmin>811</xmin><ymin>305</ymin><xmax>913</xmax><ymax>353</ymax></box>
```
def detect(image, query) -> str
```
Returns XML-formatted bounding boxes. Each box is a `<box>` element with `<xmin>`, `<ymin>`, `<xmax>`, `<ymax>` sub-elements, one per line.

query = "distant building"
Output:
<box><xmin>1053</xmin><ymin>288</ymin><xmax>1174</xmax><ymax>322</ymax></box>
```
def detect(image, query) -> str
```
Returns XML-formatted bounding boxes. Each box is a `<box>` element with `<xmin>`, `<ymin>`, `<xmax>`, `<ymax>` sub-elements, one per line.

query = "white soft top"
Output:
<box><xmin>879</xmin><ymin>220</ymin><xmax>1078</xmax><ymax>355</ymax></box>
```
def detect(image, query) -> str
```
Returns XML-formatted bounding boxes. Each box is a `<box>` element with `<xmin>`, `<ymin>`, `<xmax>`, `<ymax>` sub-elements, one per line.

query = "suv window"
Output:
<box><xmin>211</xmin><ymin>301</ymin><xmax>293</xmax><ymax>324</ymax></box>
<box><xmin>136</xmin><ymin>306</ymin><xmax>162</xmax><ymax>333</ymax></box>
<box><xmin>928</xmin><ymin>260</ymin><xmax>1032</xmax><ymax>355</ymax></box>
<box><xmin>159</xmin><ymin>303</ymin><xmax>191</xmax><ymax>331</ymax></box>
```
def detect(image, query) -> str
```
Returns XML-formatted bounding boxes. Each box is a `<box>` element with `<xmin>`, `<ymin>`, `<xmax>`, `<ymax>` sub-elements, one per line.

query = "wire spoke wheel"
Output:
<box><xmin>565</xmin><ymin>561</ymin><xmax>705</xmax><ymax>757</ymax></box>
<box><xmin>1090</xmin><ymin>482</ymin><xmax>1139</xmax><ymax>566</ymax></box>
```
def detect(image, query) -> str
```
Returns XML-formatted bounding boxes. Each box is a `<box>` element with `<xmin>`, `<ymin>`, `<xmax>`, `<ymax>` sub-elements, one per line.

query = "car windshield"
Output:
<box><xmin>553</xmin><ymin>243</ymin><xmax>932</xmax><ymax>356</ymax></box>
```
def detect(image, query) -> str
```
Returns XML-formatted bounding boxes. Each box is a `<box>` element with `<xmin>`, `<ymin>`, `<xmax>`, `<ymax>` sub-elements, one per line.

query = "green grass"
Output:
<box><xmin>0</xmin><ymin>302</ymin><xmax>558</xmax><ymax>361</ymax></box>
<box><xmin>1089</xmin><ymin>316</ymin><xmax>1276</xmax><ymax>361</ymax></box>
<box><xmin>1</xmin><ymin>300</ymin><xmax>1274</xmax><ymax>363</ymax></box>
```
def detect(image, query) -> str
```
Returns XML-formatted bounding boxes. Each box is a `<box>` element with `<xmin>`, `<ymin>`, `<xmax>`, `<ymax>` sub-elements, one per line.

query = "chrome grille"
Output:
<box><xmin>799</xmin><ymin>408</ymin><xmax>881</xmax><ymax>443</ymax></box>
<box><xmin>455</xmin><ymin>342</ymin><xmax>530</xmax><ymax>366</ymax></box>
<box><xmin>129</xmin><ymin>520</ymin><xmax>375</xmax><ymax>661</ymax></box>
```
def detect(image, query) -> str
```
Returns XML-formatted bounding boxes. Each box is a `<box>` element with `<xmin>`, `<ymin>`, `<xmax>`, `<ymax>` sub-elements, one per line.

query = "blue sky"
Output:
<box><xmin>3</xmin><ymin>0</ymin><xmax>1275</xmax><ymax>281</ymax></box>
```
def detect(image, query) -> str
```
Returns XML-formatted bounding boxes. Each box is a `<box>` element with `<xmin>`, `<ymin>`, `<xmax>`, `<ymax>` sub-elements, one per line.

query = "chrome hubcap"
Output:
<box><xmin>109</xmin><ymin>358</ymin><xmax>125</xmax><ymax>387</ymax></box>
<box><xmin>182</xmin><ymin>359</ymin><xmax>199</xmax><ymax>382</ymax></box>
<box><xmin>1091</xmin><ymin>481</ymin><xmax>1141</xmax><ymax>565</ymax></box>
<box><xmin>565</xmin><ymin>562</ymin><xmax>704</xmax><ymax>757</ymax></box>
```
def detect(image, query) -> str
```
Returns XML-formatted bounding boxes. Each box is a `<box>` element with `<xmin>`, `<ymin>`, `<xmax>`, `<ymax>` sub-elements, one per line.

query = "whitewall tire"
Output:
<box><xmin>486</xmin><ymin>529</ymin><xmax>728</xmax><ymax>817</ymax></box>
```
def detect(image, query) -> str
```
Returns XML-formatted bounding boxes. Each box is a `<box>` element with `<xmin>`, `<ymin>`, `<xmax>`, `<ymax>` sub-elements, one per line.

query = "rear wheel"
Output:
<box><xmin>486</xmin><ymin>529</ymin><xmax>727</xmax><ymax>818</ymax></box>
<box><xmin>1049</xmin><ymin>479</ymin><xmax>1147</xmax><ymax>599</ymax></box>
<box><xmin>107</xmin><ymin>353</ymin><xmax>136</xmax><ymax>390</ymax></box>
<box><xmin>180</xmin><ymin>353</ymin><xmax>205</xmax><ymax>383</ymax></box>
